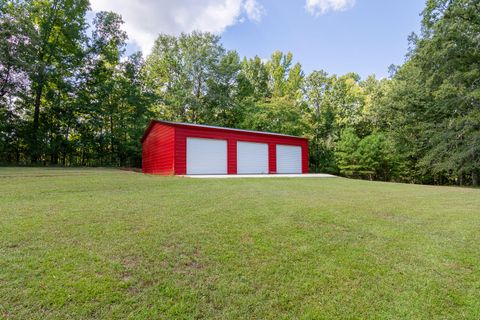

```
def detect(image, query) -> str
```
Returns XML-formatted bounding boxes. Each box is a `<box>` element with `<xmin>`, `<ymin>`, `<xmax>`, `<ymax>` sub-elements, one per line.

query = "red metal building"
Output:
<box><xmin>141</xmin><ymin>120</ymin><xmax>309</xmax><ymax>175</ymax></box>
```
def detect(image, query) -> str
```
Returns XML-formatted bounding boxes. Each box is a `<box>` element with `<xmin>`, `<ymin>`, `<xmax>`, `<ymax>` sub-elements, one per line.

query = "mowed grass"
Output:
<box><xmin>1</xmin><ymin>168</ymin><xmax>479</xmax><ymax>319</ymax></box>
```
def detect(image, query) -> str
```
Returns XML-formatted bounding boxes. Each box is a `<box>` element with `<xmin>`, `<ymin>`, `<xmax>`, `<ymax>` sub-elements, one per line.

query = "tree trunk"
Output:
<box><xmin>313</xmin><ymin>100</ymin><xmax>320</xmax><ymax>173</ymax></box>
<box><xmin>110</xmin><ymin>114</ymin><xmax>114</xmax><ymax>165</ymax></box>
<box><xmin>63</xmin><ymin>126</ymin><xmax>69</xmax><ymax>166</ymax></box>
<box><xmin>51</xmin><ymin>152</ymin><xmax>58</xmax><ymax>165</ymax></box>
<box><xmin>15</xmin><ymin>145</ymin><xmax>20</xmax><ymax>164</ymax></box>
<box><xmin>0</xmin><ymin>65</ymin><xmax>12</xmax><ymax>99</ymax></box>
<box><xmin>28</xmin><ymin>0</ymin><xmax>62</xmax><ymax>164</ymax></box>
<box><xmin>30</xmin><ymin>80</ymin><xmax>44</xmax><ymax>164</ymax></box>
<box><xmin>473</xmin><ymin>170</ymin><xmax>479</xmax><ymax>187</ymax></box>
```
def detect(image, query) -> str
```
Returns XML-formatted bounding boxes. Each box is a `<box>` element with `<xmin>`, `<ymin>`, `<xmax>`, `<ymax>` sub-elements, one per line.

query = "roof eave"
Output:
<box><xmin>154</xmin><ymin>120</ymin><xmax>307</xmax><ymax>140</ymax></box>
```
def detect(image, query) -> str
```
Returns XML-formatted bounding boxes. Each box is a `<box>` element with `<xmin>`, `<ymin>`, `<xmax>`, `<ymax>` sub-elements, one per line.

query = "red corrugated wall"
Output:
<box><xmin>141</xmin><ymin>123</ymin><xmax>175</xmax><ymax>174</ymax></box>
<box><xmin>173</xmin><ymin>124</ymin><xmax>308</xmax><ymax>175</ymax></box>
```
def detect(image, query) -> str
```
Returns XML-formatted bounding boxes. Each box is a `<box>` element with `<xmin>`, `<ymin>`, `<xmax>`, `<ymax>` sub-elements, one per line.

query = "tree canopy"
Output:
<box><xmin>0</xmin><ymin>0</ymin><xmax>478</xmax><ymax>186</ymax></box>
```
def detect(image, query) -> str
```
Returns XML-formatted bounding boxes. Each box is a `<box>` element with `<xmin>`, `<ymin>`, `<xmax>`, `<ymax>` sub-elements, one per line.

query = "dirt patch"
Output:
<box><xmin>241</xmin><ymin>234</ymin><xmax>254</xmax><ymax>244</ymax></box>
<box><xmin>371</xmin><ymin>211</ymin><xmax>410</xmax><ymax>222</ymax></box>
<box><xmin>119</xmin><ymin>167</ymin><xmax>143</xmax><ymax>173</ymax></box>
<box><xmin>173</xmin><ymin>248</ymin><xmax>205</xmax><ymax>274</ymax></box>
<box><xmin>122</xmin><ymin>256</ymin><xmax>139</xmax><ymax>269</ymax></box>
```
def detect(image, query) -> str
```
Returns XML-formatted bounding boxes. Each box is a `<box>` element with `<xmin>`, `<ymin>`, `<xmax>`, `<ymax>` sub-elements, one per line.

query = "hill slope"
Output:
<box><xmin>1</xmin><ymin>168</ymin><xmax>479</xmax><ymax>319</ymax></box>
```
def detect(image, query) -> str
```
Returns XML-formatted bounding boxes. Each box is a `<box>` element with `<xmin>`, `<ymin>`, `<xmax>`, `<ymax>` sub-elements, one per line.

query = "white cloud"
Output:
<box><xmin>90</xmin><ymin>0</ymin><xmax>265</xmax><ymax>54</ymax></box>
<box><xmin>244</xmin><ymin>0</ymin><xmax>265</xmax><ymax>22</ymax></box>
<box><xmin>305</xmin><ymin>0</ymin><xmax>355</xmax><ymax>16</ymax></box>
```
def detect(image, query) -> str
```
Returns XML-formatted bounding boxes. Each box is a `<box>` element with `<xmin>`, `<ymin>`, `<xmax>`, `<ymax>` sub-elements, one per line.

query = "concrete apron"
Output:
<box><xmin>182</xmin><ymin>173</ymin><xmax>337</xmax><ymax>179</ymax></box>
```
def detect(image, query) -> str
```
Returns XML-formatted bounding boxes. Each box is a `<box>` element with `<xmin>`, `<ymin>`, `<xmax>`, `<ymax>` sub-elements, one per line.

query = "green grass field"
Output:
<box><xmin>1</xmin><ymin>168</ymin><xmax>479</xmax><ymax>319</ymax></box>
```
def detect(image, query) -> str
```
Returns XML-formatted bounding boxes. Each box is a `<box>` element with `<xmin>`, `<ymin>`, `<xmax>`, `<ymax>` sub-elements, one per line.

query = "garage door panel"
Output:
<box><xmin>237</xmin><ymin>141</ymin><xmax>269</xmax><ymax>174</ymax></box>
<box><xmin>276</xmin><ymin>145</ymin><xmax>302</xmax><ymax>174</ymax></box>
<box><xmin>187</xmin><ymin>138</ymin><xmax>227</xmax><ymax>174</ymax></box>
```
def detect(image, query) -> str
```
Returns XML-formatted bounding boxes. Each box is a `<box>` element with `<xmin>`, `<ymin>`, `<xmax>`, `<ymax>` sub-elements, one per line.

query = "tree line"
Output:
<box><xmin>1</xmin><ymin>0</ymin><xmax>479</xmax><ymax>186</ymax></box>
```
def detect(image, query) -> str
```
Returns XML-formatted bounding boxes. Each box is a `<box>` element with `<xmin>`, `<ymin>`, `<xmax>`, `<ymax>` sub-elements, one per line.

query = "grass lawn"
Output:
<box><xmin>1</xmin><ymin>168</ymin><xmax>479</xmax><ymax>319</ymax></box>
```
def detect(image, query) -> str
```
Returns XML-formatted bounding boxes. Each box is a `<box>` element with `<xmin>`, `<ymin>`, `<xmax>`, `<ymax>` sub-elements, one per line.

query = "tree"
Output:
<box><xmin>418</xmin><ymin>0</ymin><xmax>480</xmax><ymax>185</ymax></box>
<box><xmin>114</xmin><ymin>52</ymin><xmax>155</xmax><ymax>166</ymax></box>
<box><xmin>0</xmin><ymin>1</ymin><xmax>31</xmax><ymax>103</ymax></box>
<box><xmin>384</xmin><ymin>0</ymin><xmax>480</xmax><ymax>185</ymax></box>
<box><xmin>335</xmin><ymin>128</ymin><xmax>361</xmax><ymax>177</ymax></box>
<box><xmin>357</xmin><ymin>133</ymin><xmax>397</xmax><ymax>181</ymax></box>
<box><xmin>335</xmin><ymin>129</ymin><xmax>398</xmax><ymax>180</ymax></box>
<box><xmin>303</xmin><ymin>70</ymin><xmax>335</xmax><ymax>172</ymax></box>
<box><xmin>22</xmin><ymin>0</ymin><xmax>89</xmax><ymax>163</ymax></box>
<box><xmin>238</xmin><ymin>56</ymin><xmax>270</xmax><ymax>100</ymax></box>
<box><xmin>144</xmin><ymin>32</ymin><xmax>229</xmax><ymax>124</ymax></box>
<box><xmin>266</xmin><ymin>51</ymin><xmax>293</xmax><ymax>98</ymax></box>
<box><xmin>91</xmin><ymin>11</ymin><xmax>127</xmax><ymax>164</ymax></box>
<box><xmin>242</xmin><ymin>96</ymin><xmax>305</xmax><ymax>136</ymax></box>
<box><xmin>0</xmin><ymin>0</ymin><xmax>478</xmax><ymax>186</ymax></box>
<box><xmin>205</xmin><ymin>50</ymin><xmax>242</xmax><ymax>127</ymax></box>
<box><xmin>0</xmin><ymin>1</ymin><xmax>33</xmax><ymax>163</ymax></box>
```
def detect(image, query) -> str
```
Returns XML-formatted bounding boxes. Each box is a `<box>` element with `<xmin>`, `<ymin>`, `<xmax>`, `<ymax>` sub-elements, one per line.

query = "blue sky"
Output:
<box><xmin>91</xmin><ymin>0</ymin><xmax>425</xmax><ymax>79</ymax></box>
<box><xmin>221</xmin><ymin>0</ymin><xmax>424</xmax><ymax>78</ymax></box>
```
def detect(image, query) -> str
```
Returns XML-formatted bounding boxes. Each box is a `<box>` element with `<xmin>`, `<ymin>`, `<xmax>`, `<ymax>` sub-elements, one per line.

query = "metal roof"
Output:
<box><xmin>154</xmin><ymin>120</ymin><xmax>307</xmax><ymax>139</ymax></box>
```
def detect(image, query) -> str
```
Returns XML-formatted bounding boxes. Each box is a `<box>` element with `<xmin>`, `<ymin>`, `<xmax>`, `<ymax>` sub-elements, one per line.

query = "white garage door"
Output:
<box><xmin>187</xmin><ymin>138</ymin><xmax>227</xmax><ymax>174</ymax></box>
<box><xmin>276</xmin><ymin>145</ymin><xmax>302</xmax><ymax>174</ymax></box>
<box><xmin>237</xmin><ymin>141</ymin><xmax>269</xmax><ymax>174</ymax></box>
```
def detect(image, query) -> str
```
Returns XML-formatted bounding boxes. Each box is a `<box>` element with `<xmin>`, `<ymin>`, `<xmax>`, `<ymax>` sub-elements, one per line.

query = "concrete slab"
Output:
<box><xmin>183</xmin><ymin>173</ymin><xmax>337</xmax><ymax>179</ymax></box>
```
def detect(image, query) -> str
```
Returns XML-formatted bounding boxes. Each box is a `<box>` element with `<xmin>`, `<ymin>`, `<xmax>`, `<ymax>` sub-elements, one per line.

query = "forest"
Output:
<box><xmin>0</xmin><ymin>0</ymin><xmax>479</xmax><ymax>185</ymax></box>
